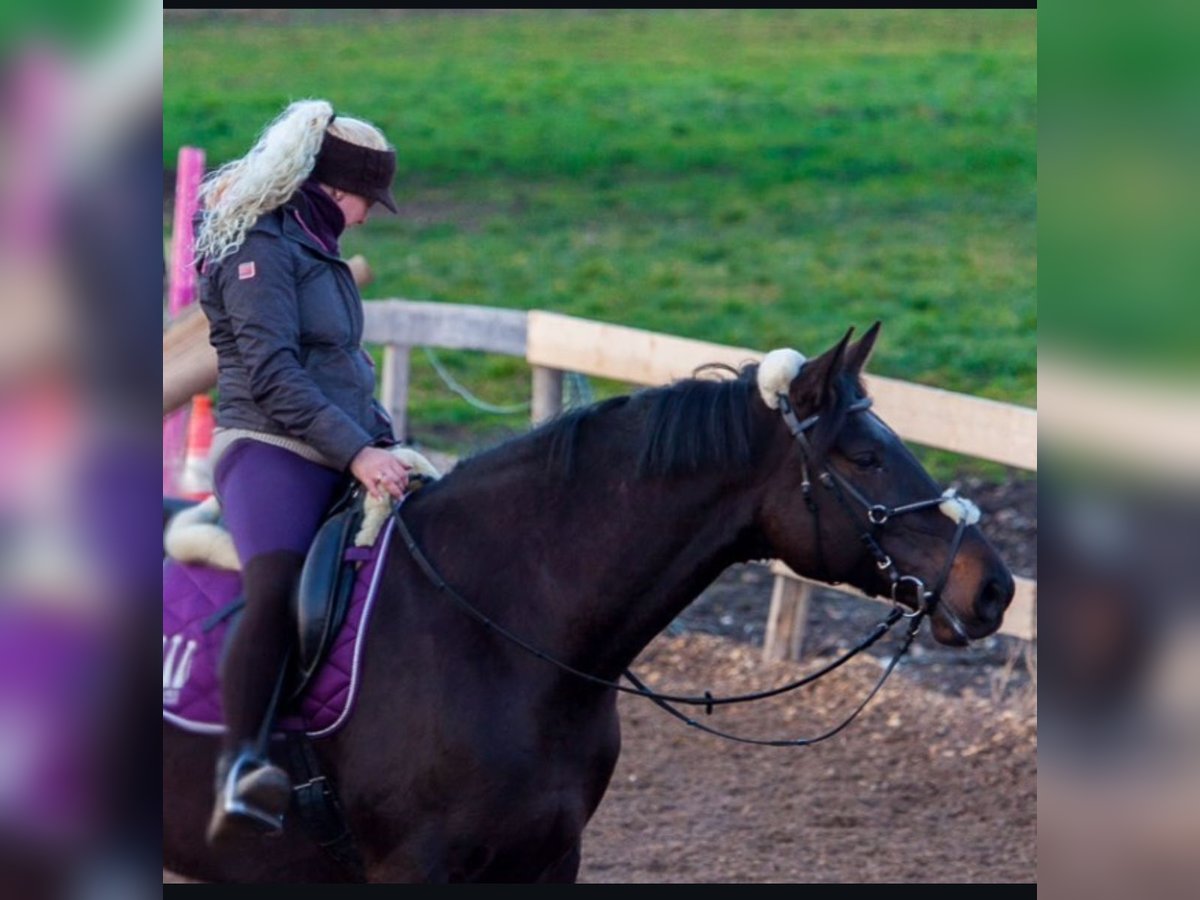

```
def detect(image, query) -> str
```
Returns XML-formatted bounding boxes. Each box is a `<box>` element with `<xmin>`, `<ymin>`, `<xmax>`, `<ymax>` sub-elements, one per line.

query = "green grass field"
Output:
<box><xmin>165</xmin><ymin>10</ymin><xmax>1036</xmax><ymax>472</ymax></box>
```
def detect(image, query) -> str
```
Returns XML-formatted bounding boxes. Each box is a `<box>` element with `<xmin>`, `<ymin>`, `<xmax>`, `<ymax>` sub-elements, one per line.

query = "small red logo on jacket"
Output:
<box><xmin>238</xmin><ymin>262</ymin><xmax>256</xmax><ymax>280</ymax></box>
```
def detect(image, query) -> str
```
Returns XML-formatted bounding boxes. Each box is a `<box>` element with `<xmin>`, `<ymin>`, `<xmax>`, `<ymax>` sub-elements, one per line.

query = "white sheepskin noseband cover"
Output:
<box><xmin>939</xmin><ymin>489</ymin><xmax>981</xmax><ymax>525</ymax></box>
<box><xmin>757</xmin><ymin>349</ymin><xmax>806</xmax><ymax>409</ymax></box>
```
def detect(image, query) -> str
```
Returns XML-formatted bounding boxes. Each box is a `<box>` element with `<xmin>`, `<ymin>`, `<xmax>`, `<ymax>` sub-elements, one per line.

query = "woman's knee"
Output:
<box><xmin>241</xmin><ymin>550</ymin><xmax>308</xmax><ymax>609</ymax></box>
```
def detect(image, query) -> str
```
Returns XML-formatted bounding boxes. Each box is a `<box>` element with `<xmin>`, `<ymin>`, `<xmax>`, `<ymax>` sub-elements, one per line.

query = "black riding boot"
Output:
<box><xmin>206</xmin><ymin>550</ymin><xmax>305</xmax><ymax>845</ymax></box>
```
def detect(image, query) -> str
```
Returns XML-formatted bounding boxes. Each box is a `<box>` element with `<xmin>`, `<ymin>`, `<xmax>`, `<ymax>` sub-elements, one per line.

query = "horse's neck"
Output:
<box><xmin>403</xmin><ymin>422</ymin><xmax>769</xmax><ymax>679</ymax></box>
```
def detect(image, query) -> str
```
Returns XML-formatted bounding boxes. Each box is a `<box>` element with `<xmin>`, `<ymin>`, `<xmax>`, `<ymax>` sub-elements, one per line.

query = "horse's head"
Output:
<box><xmin>756</xmin><ymin>323</ymin><xmax>1015</xmax><ymax>646</ymax></box>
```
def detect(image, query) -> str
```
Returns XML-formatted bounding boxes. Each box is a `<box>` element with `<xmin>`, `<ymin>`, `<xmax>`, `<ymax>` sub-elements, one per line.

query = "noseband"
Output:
<box><xmin>776</xmin><ymin>393</ymin><xmax>978</xmax><ymax>644</ymax></box>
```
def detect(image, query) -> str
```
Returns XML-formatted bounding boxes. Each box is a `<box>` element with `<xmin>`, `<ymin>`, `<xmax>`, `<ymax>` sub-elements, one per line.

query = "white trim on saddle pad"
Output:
<box><xmin>161</xmin><ymin>515</ymin><xmax>396</xmax><ymax>739</ymax></box>
<box><xmin>163</xmin><ymin>446</ymin><xmax>441</xmax><ymax>571</ymax></box>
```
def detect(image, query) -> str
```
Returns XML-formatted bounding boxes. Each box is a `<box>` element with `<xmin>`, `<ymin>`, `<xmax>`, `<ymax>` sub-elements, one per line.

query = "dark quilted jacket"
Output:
<box><xmin>198</xmin><ymin>202</ymin><xmax>394</xmax><ymax>471</ymax></box>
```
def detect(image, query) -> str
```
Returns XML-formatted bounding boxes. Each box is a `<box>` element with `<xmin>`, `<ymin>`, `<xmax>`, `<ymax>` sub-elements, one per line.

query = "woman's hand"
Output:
<box><xmin>350</xmin><ymin>446</ymin><xmax>411</xmax><ymax>501</ymax></box>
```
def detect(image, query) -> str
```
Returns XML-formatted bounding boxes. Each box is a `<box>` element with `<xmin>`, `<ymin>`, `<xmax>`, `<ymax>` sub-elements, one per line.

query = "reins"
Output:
<box><xmin>393</xmin><ymin>507</ymin><xmax>908</xmax><ymax>712</ymax></box>
<box><xmin>622</xmin><ymin>614</ymin><xmax>924</xmax><ymax>747</ymax></box>
<box><xmin>391</xmin><ymin>389</ymin><xmax>977</xmax><ymax>746</ymax></box>
<box><xmin>394</xmin><ymin>507</ymin><xmax>923</xmax><ymax>746</ymax></box>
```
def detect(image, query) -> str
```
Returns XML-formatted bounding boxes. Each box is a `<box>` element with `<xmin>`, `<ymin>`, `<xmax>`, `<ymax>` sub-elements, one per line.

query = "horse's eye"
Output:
<box><xmin>851</xmin><ymin>451</ymin><xmax>881</xmax><ymax>470</ymax></box>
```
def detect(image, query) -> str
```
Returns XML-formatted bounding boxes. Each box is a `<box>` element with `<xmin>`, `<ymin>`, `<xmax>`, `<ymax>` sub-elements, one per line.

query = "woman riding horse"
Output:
<box><xmin>192</xmin><ymin>99</ymin><xmax>413</xmax><ymax>843</ymax></box>
<box><xmin>163</xmin><ymin>322</ymin><xmax>1016</xmax><ymax>882</ymax></box>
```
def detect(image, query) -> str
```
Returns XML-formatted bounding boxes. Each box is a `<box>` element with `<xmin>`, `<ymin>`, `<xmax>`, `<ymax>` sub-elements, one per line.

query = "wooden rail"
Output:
<box><xmin>365</xmin><ymin>302</ymin><xmax>1037</xmax><ymax>661</ymax></box>
<box><xmin>526</xmin><ymin>311</ymin><xmax>1036</xmax><ymax>471</ymax></box>
<box><xmin>362</xmin><ymin>300</ymin><xmax>529</xmax><ymax>440</ymax></box>
<box><xmin>526</xmin><ymin>310</ymin><xmax>761</xmax><ymax>387</ymax></box>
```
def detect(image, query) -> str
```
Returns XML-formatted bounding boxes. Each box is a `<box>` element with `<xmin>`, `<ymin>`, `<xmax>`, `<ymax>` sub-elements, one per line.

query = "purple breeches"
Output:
<box><xmin>213</xmin><ymin>439</ymin><xmax>347</xmax><ymax>564</ymax></box>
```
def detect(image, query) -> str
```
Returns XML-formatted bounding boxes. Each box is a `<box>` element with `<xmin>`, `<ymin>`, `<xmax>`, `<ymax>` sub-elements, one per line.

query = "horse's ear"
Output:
<box><xmin>783</xmin><ymin>328</ymin><xmax>852</xmax><ymax>460</ymax></box>
<box><xmin>844</xmin><ymin>320</ymin><xmax>881</xmax><ymax>376</ymax></box>
<box><xmin>787</xmin><ymin>327</ymin><xmax>852</xmax><ymax>415</ymax></box>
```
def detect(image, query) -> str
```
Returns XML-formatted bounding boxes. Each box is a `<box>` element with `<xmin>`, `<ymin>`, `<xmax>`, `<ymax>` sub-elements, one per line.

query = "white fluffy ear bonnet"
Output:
<box><xmin>756</xmin><ymin>349</ymin><xmax>806</xmax><ymax>409</ymax></box>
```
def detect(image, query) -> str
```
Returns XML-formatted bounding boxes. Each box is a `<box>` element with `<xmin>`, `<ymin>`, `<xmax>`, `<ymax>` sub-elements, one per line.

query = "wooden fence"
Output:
<box><xmin>363</xmin><ymin>300</ymin><xmax>1037</xmax><ymax>661</ymax></box>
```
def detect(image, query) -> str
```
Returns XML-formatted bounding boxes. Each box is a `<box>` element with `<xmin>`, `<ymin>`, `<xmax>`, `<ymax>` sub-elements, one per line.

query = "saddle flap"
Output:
<box><xmin>291</xmin><ymin>487</ymin><xmax>366</xmax><ymax>697</ymax></box>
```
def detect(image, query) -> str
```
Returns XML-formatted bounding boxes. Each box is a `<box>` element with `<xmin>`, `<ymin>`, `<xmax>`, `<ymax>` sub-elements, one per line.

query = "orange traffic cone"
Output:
<box><xmin>179</xmin><ymin>394</ymin><xmax>215</xmax><ymax>501</ymax></box>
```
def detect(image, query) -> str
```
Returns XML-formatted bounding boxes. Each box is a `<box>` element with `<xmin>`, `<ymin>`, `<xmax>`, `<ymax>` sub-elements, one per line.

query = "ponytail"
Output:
<box><xmin>193</xmin><ymin>98</ymin><xmax>334</xmax><ymax>265</ymax></box>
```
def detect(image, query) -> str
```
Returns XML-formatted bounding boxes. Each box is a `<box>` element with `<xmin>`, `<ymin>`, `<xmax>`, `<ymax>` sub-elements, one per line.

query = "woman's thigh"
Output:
<box><xmin>213</xmin><ymin>440</ymin><xmax>346</xmax><ymax>564</ymax></box>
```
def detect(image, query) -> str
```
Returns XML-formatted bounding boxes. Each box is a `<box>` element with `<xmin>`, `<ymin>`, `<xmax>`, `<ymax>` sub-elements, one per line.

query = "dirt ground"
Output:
<box><xmin>578</xmin><ymin>618</ymin><xmax>1036</xmax><ymax>884</ymax></box>
<box><xmin>580</xmin><ymin>639</ymin><xmax>1035</xmax><ymax>884</ymax></box>
<box><xmin>575</xmin><ymin>472</ymin><xmax>1036</xmax><ymax>883</ymax></box>
<box><xmin>165</xmin><ymin>472</ymin><xmax>1036</xmax><ymax>885</ymax></box>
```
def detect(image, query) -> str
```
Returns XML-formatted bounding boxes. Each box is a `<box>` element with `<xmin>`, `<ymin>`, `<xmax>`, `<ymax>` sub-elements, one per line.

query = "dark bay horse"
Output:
<box><xmin>163</xmin><ymin>324</ymin><xmax>1015</xmax><ymax>882</ymax></box>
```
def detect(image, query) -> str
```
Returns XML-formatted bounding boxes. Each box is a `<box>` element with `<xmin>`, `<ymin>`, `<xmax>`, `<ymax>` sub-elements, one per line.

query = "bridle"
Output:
<box><xmin>391</xmin><ymin>389</ymin><xmax>984</xmax><ymax>747</ymax></box>
<box><xmin>776</xmin><ymin>392</ymin><xmax>978</xmax><ymax>645</ymax></box>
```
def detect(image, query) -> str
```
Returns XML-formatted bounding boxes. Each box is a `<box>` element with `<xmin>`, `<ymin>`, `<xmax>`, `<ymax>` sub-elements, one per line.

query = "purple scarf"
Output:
<box><xmin>293</xmin><ymin>177</ymin><xmax>346</xmax><ymax>256</ymax></box>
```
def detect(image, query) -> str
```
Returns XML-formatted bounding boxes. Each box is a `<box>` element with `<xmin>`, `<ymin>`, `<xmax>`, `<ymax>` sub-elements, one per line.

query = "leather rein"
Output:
<box><xmin>391</xmin><ymin>394</ymin><xmax>978</xmax><ymax>747</ymax></box>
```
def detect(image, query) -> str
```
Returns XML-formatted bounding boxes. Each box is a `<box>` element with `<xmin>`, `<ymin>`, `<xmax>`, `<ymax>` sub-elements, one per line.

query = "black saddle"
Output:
<box><xmin>291</xmin><ymin>472</ymin><xmax>434</xmax><ymax>697</ymax></box>
<box><xmin>289</xmin><ymin>480</ymin><xmax>366</xmax><ymax>699</ymax></box>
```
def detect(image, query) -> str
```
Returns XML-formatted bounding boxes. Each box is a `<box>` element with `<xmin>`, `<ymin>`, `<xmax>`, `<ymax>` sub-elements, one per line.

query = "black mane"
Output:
<box><xmin>632</xmin><ymin>366</ymin><xmax>760</xmax><ymax>478</ymax></box>
<box><xmin>444</xmin><ymin>360</ymin><xmax>864</xmax><ymax>485</ymax></box>
<box><xmin>447</xmin><ymin>364</ymin><xmax>761</xmax><ymax>482</ymax></box>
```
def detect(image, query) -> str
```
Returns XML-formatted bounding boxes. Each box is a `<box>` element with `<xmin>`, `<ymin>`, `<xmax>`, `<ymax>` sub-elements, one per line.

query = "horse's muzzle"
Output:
<box><xmin>974</xmin><ymin>570</ymin><xmax>1016</xmax><ymax>631</ymax></box>
<box><xmin>929</xmin><ymin>567</ymin><xmax>1014</xmax><ymax>646</ymax></box>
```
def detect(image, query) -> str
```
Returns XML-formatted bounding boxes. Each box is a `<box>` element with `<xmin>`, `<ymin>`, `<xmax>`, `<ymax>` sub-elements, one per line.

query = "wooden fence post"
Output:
<box><xmin>763</xmin><ymin>577</ymin><xmax>813</xmax><ymax>664</ymax></box>
<box><xmin>382</xmin><ymin>344</ymin><xmax>411</xmax><ymax>442</ymax></box>
<box><xmin>531</xmin><ymin>365</ymin><xmax>563</xmax><ymax>425</ymax></box>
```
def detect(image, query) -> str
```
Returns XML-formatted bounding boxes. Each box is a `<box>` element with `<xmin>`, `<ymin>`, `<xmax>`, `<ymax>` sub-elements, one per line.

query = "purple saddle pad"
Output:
<box><xmin>162</xmin><ymin>516</ymin><xmax>394</xmax><ymax>738</ymax></box>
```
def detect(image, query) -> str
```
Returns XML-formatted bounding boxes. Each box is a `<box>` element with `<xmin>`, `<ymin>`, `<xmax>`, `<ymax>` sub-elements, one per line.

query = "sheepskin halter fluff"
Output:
<box><xmin>756</xmin><ymin>348</ymin><xmax>806</xmax><ymax>410</ymax></box>
<box><xmin>937</xmin><ymin>490</ymin><xmax>981</xmax><ymax>526</ymax></box>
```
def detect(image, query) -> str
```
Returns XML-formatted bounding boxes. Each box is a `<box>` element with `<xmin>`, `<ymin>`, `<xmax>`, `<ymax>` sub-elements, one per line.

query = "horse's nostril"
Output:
<box><xmin>976</xmin><ymin>575</ymin><xmax>1014</xmax><ymax>623</ymax></box>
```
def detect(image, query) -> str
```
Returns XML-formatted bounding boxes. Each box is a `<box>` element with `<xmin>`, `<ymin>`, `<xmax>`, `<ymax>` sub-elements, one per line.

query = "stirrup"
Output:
<box><xmin>206</xmin><ymin>752</ymin><xmax>291</xmax><ymax>843</ymax></box>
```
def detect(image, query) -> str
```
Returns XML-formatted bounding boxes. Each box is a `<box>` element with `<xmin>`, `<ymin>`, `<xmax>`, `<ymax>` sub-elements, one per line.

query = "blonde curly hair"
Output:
<box><xmin>193</xmin><ymin>99</ymin><xmax>390</xmax><ymax>265</ymax></box>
